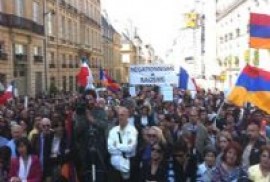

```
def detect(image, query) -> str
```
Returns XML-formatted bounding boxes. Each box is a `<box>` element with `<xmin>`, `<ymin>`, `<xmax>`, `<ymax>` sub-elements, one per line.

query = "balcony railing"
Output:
<box><xmin>15</xmin><ymin>54</ymin><xmax>27</xmax><ymax>63</ymax></box>
<box><xmin>34</xmin><ymin>55</ymin><xmax>43</xmax><ymax>63</ymax></box>
<box><xmin>0</xmin><ymin>12</ymin><xmax>44</xmax><ymax>35</ymax></box>
<box><xmin>49</xmin><ymin>64</ymin><xmax>56</xmax><ymax>68</ymax></box>
<box><xmin>62</xmin><ymin>64</ymin><xmax>67</xmax><ymax>68</ymax></box>
<box><xmin>0</xmin><ymin>53</ymin><xmax>8</xmax><ymax>60</ymax></box>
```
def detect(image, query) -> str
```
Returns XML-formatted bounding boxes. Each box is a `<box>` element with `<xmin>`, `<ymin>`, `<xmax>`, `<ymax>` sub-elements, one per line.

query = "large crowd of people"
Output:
<box><xmin>0</xmin><ymin>86</ymin><xmax>269</xmax><ymax>182</ymax></box>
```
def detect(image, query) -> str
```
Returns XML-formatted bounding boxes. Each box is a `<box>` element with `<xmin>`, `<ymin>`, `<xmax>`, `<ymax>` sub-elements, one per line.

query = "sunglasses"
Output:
<box><xmin>42</xmin><ymin>124</ymin><xmax>51</xmax><ymax>128</ymax></box>
<box><xmin>173</xmin><ymin>154</ymin><xmax>185</xmax><ymax>158</ymax></box>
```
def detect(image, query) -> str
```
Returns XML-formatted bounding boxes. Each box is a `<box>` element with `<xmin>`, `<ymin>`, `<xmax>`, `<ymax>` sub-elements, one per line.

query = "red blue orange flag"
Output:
<box><xmin>227</xmin><ymin>65</ymin><xmax>270</xmax><ymax>114</ymax></box>
<box><xmin>100</xmin><ymin>68</ymin><xmax>120</xmax><ymax>93</ymax></box>
<box><xmin>250</xmin><ymin>13</ymin><xmax>270</xmax><ymax>49</ymax></box>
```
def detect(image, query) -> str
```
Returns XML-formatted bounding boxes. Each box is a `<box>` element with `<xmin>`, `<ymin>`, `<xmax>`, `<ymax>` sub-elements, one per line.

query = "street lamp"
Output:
<box><xmin>43</xmin><ymin>0</ymin><xmax>55</xmax><ymax>93</ymax></box>
<box><xmin>133</xmin><ymin>36</ymin><xmax>142</xmax><ymax>64</ymax></box>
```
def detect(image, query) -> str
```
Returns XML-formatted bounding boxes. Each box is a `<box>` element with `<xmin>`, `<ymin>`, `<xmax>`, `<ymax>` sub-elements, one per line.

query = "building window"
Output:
<box><xmin>33</xmin><ymin>46</ymin><xmax>42</xmax><ymax>55</ymax></box>
<box><xmin>0</xmin><ymin>0</ymin><xmax>3</xmax><ymax>12</ymax></box>
<box><xmin>62</xmin><ymin>76</ymin><xmax>66</xmax><ymax>91</ymax></box>
<box><xmin>15</xmin><ymin>44</ymin><xmax>26</xmax><ymax>54</ymax></box>
<box><xmin>236</xmin><ymin>28</ymin><xmax>240</xmax><ymax>37</ymax></box>
<box><xmin>69</xmin><ymin>55</ymin><xmax>73</xmax><ymax>67</ymax></box>
<box><xmin>62</xmin><ymin>54</ymin><xmax>66</xmax><ymax>65</ymax></box>
<box><xmin>229</xmin><ymin>33</ymin><xmax>233</xmax><ymax>40</ymax></box>
<box><xmin>49</xmin><ymin>52</ymin><xmax>55</xmax><ymax>66</ymax></box>
<box><xmin>69</xmin><ymin>76</ymin><xmax>73</xmax><ymax>91</ymax></box>
<box><xmin>47</xmin><ymin>12</ymin><xmax>54</xmax><ymax>35</ymax></box>
<box><xmin>73</xmin><ymin>22</ymin><xmax>77</xmax><ymax>43</ymax></box>
<box><xmin>33</xmin><ymin>1</ymin><xmax>39</xmax><ymax>23</ymax></box>
<box><xmin>58</xmin><ymin>16</ymin><xmax>62</xmax><ymax>38</ymax></box>
<box><xmin>15</xmin><ymin>0</ymin><xmax>24</xmax><ymax>16</ymax></box>
<box><xmin>0</xmin><ymin>42</ymin><xmax>4</xmax><ymax>53</ymax></box>
<box><xmin>61</xmin><ymin>16</ymin><xmax>65</xmax><ymax>38</ymax></box>
<box><xmin>224</xmin><ymin>35</ymin><xmax>228</xmax><ymax>42</ymax></box>
<box><xmin>68</xmin><ymin>20</ymin><xmax>72</xmax><ymax>41</ymax></box>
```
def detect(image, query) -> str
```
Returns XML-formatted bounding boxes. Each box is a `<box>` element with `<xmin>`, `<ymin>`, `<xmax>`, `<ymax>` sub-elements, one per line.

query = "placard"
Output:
<box><xmin>129</xmin><ymin>64</ymin><xmax>178</xmax><ymax>85</ymax></box>
<box><xmin>161</xmin><ymin>86</ymin><xmax>173</xmax><ymax>102</ymax></box>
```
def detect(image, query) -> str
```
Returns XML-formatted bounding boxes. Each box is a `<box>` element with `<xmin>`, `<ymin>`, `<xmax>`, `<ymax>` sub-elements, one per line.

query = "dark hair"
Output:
<box><xmin>15</xmin><ymin>137</ymin><xmax>32</xmax><ymax>156</ymax></box>
<box><xmin>247</xmin><ymin>121</ymin><xmax>261</xmax><ymax>129</ymax></box>
<box><xmin>164</xmin><ymin>114</ymin><xmax>173</xmax><ymax>122</ymax></box>
<box><xmin>221</xmin><ymin>142</ymin><xmax>243</xmax><ymax>166</ymax></box>
<box><xmin>84</xmin><ymin>89</ymin><xmax>97</xmax><ymax>99</ymax></box>
<box><xmin>260</xmin><ymin>145</ymin><xmax>270</xmax><ymax>156</ymax></box>
<box><xmin>203</xmin><ymin>146</ymin><xmax>217</xmax><ymax>157</ymax></box>
<box><xmin>152</xmin><ymin>141</ymin><xmax>167</xmax><ymax>155</ymax></box>
<box><xmin>173</xmin><ymin>137</ymin><xmax>188</xmax><ymax>154</ymax></box>
<box><xmin>0</xmin><ymin>146</ymin><xmax>11</xmax><ymax>170</ymax></box>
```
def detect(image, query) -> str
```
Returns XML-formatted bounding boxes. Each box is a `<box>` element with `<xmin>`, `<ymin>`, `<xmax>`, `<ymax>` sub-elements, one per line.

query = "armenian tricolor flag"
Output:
<box><xmin>250</xmin><ymin>13</ymin><xmax>270</xmax><ymax>49</ymax></box>
<box><xmin>100</xmin><ymin>68</ymin><xmax>120</xmax><ymax>92</ymax></box>
<box><xmin>227</xmin><ymin>65</ymin><xmax>270</xmax><ymax>114</ymax></box>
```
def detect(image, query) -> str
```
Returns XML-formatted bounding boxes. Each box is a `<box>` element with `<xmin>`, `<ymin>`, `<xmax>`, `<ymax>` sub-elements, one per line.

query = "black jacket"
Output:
<box><xmin>241</xmin><ymin>136</ymin><xmax>266</xmax><ymax>166</ymax></box>
<box><xmin>31</xmin><ymin>132</ymin><xmax>54</xmax><ymax>177</ymax></box>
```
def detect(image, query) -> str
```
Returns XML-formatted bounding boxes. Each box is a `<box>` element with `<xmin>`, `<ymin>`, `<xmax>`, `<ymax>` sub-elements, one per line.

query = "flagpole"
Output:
<box><xmin>214</xmin><ymin>101</ymin><xmax>225</xmax><ymax>128</ymax></box>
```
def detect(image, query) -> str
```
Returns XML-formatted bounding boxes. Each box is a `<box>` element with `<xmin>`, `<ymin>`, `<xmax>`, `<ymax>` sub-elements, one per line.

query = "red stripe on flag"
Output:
<box><xmin>250</xmin><ymin>13</ymin><xmax>270</xmax><ymax>26</ymax></box>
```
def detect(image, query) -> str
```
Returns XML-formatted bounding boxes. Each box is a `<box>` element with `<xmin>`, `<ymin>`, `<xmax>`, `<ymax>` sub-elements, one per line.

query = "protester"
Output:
<box><xmin>7</xmin><ymin>124</ymin><xmax>23</xmax><ymax>157</ymax></box>
<box><xmin>9</xmin><ymin>137</ymin><xmax>42</xmax><ymax>182</ymax></box>
<box><xmin>108</xmin><ymin>106</ymin><xmax>138</xmax><ymax>181</ymax></box>
<box><xmin>0</xmin><ymin>85</ymin><xmax>269</xmax><ymax>182</ymax></box>
<box><xmin>140</xmin><ymin>141</ymin><xmax>167</xmax><ymax>182</ymax></box>
<box><xmin>248</xmin><ymin>145</ymin><xmax>270</xmax><ymax>181</ymax></box>
<box><xmin>211</xmin><ymin>142</ymin><xmax>248</xmax><ymax>181</ymax></box>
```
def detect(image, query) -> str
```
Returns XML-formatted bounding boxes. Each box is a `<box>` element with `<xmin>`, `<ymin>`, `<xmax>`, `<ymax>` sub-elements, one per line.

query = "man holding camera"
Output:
<box><xmin>73</xmin><ymin>90</ymin><xmax>108</xmax><ymax>182</ymax></box>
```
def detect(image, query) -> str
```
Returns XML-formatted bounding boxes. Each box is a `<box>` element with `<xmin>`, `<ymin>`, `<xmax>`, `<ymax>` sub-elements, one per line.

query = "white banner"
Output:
<box><xmin>161</xmin><ymin>86</ymin><xmax>173</xmax><ymax>102</ymax></box>
<box><xmin>129</xmin><ymin>64</ymin><xmax>178</xmax><ymax>85</ymax></box>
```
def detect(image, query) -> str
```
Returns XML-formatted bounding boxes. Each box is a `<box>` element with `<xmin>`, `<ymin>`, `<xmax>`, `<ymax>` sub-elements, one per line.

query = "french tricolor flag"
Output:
<box><xmin>0</xmin><ymin>81</ymin><xmax>15</xmax><ymax>105</ymax></box>
<box><xmin>76</xmin><ymin>58</ymin><xmax>94</xmax><ymax>90</ymax></box>
<box><xmin>178</xmin><ymin>67</ymin><xmax>198</xmax><ymax>91</ymax></box>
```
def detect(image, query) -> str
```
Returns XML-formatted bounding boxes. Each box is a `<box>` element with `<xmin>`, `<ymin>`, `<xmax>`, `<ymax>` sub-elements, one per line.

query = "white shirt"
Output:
<box><xmin>108</xmin><ymin>124</ymin><xmax>138</xmax><ymax>173</ymax></box>
<box><xmin>128</xmin><ymin>117</ymin><xmax>135</xmax><ymax>126</ymax></box>
<box><xmin>141</xmin><ymin>116</ymin><xmax>148</xmax><ymax>127</ymax></box>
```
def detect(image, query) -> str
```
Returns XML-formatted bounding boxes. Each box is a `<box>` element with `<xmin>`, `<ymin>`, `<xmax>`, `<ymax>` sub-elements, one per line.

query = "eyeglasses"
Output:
<box><xmin>173</xmin><ymin>154</ymin><xmax>185</xmax><ymax>158</ymax></box>
<box><xmin>42</xmin><ymin>124</ymin><xmax>51</xmax><ymax>128</ymax></box>
<box><xmin>147</xmin><ymin>134</ymin><xmax>157</xmax><ymax>138</ymax></box>
<box><xmin>152</xmin><ymin>148</ymin><xmax>162</xmax><ymax>153</ymax></box>
<box><xmin>261</xmin><ymin>154</ymin><xmax>270</xmax><ymax>158</ymax></box>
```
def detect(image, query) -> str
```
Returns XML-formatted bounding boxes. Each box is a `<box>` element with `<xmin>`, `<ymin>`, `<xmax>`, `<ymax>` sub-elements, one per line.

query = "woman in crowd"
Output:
<box><xmin>248</xmin><ymin>145</ymin><xmax>270</xmax><ymax>181</ymax></box>
<box><xmin>211</xmin><ymin>142</ymin><xmax>247</xmax><ymax>182</ymax></box>
<box><xmin>216</xmin><ymin>131</ymin><xmax>232</xmax><ymax>164</ymax></box>
<box><xmin>140</xmin><ymin>141</ymin><xmax>167</xmax><ymax>182</ymax></box>
<box><xmin>138</xmin><ymin>126</ymin><xmax>166</xmax><ymax>165</ymax></box>
<box><xmin>9</xmin><ymin>137</ymin><xmax>42</xmax><ymax>182</ymax></box>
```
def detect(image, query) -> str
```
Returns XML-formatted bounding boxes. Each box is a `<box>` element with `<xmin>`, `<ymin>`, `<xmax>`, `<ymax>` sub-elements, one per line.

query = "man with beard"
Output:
<box><xmin>241</xmin><ymin>121</ymin><xmax>266</xmax><ymax>168</ymax></box>
<box><xmin>73</xmin><ymin>90</ymin><xmax>108</xmax><ymax>182</ymax></box>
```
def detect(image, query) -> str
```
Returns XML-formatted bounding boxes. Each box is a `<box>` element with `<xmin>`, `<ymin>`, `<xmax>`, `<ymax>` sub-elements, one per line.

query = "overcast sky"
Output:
<box><xmin>101</xmin><ymin>0</ymin><xmax>194</xmax><ymax>59</ymax></box>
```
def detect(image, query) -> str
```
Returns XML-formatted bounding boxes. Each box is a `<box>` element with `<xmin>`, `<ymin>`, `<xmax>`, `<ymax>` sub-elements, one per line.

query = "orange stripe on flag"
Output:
<box><xmin>227</xmin><ymin>87</ymin><xmax>270</xmax><ymax>114</ymax></box>
<box><xmin>250</xmin><ymin>37</ymin><xmax>270</xmax><ymax>49</ymax></box>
